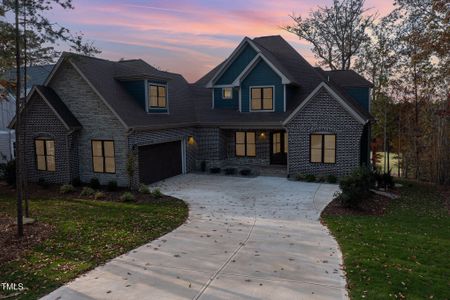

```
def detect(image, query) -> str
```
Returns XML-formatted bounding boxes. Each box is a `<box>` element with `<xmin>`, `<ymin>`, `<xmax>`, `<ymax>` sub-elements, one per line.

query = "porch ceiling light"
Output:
<box><xmin>188</xmin><ymin>136</ymin><xmax>195</xmax><ymax>145</ymax></box>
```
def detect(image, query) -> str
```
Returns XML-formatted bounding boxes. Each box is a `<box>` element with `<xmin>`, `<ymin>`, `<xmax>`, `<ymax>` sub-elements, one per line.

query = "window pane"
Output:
<box><xmin>236</xmin><ymin>132</ymin><xmax>245</xmax><ymax>144</ymax></box>
<box><xmin>150</xmin><ymin>85</ymin><xmax>158</xmax><ymax>97</ymax></box>
<box><xmin>158</xmin><ymin>86</ymin><xmax>166</xmax><ymax>97</ymax></box>
<box><xmin>246</xmin><ymin>132</ymin><xmax>256</xmax><ymax>144</ymax></box>
<box><xmin>236</xmin><ymin>144</ymin><xmax>245</xmax><ymax>156</ymax></box>
<box><xmin>47</xmin><ymin>155</ymin><xmax>56</xmax><ymax>171</ymax></box>
<box><xmin>324</xmin><ymin>135</ymin><xmax>336</xmax><ymax>150</ymax></box>
<box><xmin>93</xmin><ymin>157</ymin><xmax>104</xmax><ymax>172</ymax></box>
<box><xmin>311</xmin><ymin>149</ymin><xmax>322</xmax><ymax>163</ymax></box>
<box><xmin>251</xmin><ymin>88</ymin><xmax>261</xmax><ymax>100</ymax></box>
<box><xmin>104</xmin><ymin>141</ymin><xmax>114</xmax><ymax>157</ymax></box>
<box><xmin>284</xmin><ymin>132</ymin><xmax>288</xmax><ymax>153</ymax></box>
<box><xmin>263</xmin><ymin>88</ymin><xmax>273</xmax><ymax>100</ymax></box>
<box><xmin>92</xmin><ymin>141</ymin><xmax>103</xmax><ymax>157</ymax></box>
<box><xmin>311</xmin><ymin>135</ymin><xmax>322</xmax><ymax>149</ymax></box>
<box><xmin>263</xmin><ymin>98</ymin><xmax>273</xmax><ymax>110</ymax></box>
<box><xmin>46</xmin><ymin>140</ymin><xmax>55</xmax><ymax>156</ymax></box>
<box><xmin>105</xmin><ymin>157</ymin><xmax>116</xmax><ymax>173</ymax></box>
<box><xmin>223</xmin><ymin>88</ymin><xmax>232</xmax><ymax>99</ymax></box>
<box><xmin>37</xmin><ymin>155</ymin><xmax>46</xmax><ymax>170</ymax></box>
<box><xmin>251</xmin><ymin>98</ymin><xmax>261</xmax><ymax>110</ymax></box>
<box><xmin>247</xmin><ymin>143</ymin><xmax>256</xmax><ymax>156</ymax></box>
<box><xmin>35</xmin><ymin>140</ymin><xmax>45</xmax><ymax>155</ymax></box>
<box><xmin>158</xmin><ymin>96</ymin><xmax>166</xmax><ymax>108</ymax></box>
<box><xmin>324</xmin><ymin>149</ymin><xmax>336</xmax><ymax>163</ymax></box>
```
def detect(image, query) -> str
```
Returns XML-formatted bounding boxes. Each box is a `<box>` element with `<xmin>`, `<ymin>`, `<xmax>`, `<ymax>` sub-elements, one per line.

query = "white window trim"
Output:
<box><xmin>222</xmin><ymin>87</ymin><xmax>233</xmax><ymax>99</ymax></box>
<box><xmin>249</xmin><ymin>85</ymin><xmax>275</xmax><ymax>112</ymax></box>
<box><xmin>147</xmin><ymin>81</ymin><xmax>169</xmax><ymax>113</ymax></box>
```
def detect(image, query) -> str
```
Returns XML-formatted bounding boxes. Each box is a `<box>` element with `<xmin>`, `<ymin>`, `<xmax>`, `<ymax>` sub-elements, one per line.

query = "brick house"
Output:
<box><xmin>12</xmin><ymin>35</ymin><xmax>373</xmax><ymax>187</ymax></box>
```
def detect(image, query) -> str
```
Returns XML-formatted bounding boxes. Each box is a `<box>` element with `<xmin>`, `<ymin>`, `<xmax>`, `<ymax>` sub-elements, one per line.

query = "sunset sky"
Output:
<box><xmin>49</xmin><ymin>0</ymin><xmax>394</xmax><ymax>82</ymax></box>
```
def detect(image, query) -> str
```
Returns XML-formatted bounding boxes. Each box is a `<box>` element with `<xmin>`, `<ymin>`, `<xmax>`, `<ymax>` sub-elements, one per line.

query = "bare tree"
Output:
<box><xmin>284</xmin><ymin>0</ymin><xmax>374</xmax><ymax>70</ymax></box>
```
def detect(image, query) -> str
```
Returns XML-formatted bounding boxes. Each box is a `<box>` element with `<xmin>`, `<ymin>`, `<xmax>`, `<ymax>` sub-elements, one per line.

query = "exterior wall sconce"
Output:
<box><xmin>259</xmin><ymin>132</ymin><xmax>267</xmax><ymax>140</ymax></box>
<box><xmin>188</xmin><ymin>136</ymin><xmax>195</xmax><ymax>145</ymax></box>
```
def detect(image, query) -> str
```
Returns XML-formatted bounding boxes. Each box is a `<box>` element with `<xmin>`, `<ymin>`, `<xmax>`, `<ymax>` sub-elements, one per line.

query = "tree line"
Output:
<box><xmin>285</xmin><ymin>0</ymin><xmax>449</xmax><ymax>185</ymax></box>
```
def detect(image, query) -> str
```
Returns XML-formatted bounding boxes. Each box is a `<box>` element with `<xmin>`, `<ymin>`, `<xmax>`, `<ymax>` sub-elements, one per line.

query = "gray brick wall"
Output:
<box><xmin>194</xmin><ymin>127</ymin><xmax>223</xmax><ymax>168</ymax></box>
<box><xmin>285</xmin><ymin>88</ymin><xmax>364</xmax><ymax>177</ymax></box>
<box><xmin>22</xmin><ymin>93</ymin><xmax>74</xmax><ymax>184</ymax></box>
<box><xmin>49</xmin><ymin>63</ymin><xmax>129</xmax><ymax>186</ymax></box>
<box><xmin>224</xmin><ymin>129</ymin><xmax>270</xmax><ymax>166</ymax></box>
<box><xmin>128</xmin><ymin>128</ymin><xmax>196</xmax><ymax>187</ymax></box>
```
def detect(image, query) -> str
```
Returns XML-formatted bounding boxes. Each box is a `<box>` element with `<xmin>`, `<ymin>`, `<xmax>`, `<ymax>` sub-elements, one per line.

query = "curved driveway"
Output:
<box><xmin>43</xmin><ymin>174</ymin><xmax>347</xmax><ymax>300</ymax></box>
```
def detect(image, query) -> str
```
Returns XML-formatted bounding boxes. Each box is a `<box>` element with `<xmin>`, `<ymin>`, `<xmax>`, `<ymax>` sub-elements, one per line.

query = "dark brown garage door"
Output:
<box><xmin>138</xmin><ymin>141</ymin><xmax>182</xmax><ymax>184</ymax></box>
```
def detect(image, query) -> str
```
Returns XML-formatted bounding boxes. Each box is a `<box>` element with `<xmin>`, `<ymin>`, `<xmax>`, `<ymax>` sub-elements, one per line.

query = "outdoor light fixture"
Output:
<box><xmin>188</xmin><ymin>136</ymin><xmax>195</xmax><ymax>145</ymax></box>
<box><xmin>259</xmin><ymin>132</ymin><xmax>266</xmax><ymax>140</ymax></box>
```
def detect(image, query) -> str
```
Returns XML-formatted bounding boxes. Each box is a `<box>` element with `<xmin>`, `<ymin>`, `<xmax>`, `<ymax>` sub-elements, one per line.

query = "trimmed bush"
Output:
<box><xmin>38</xmin><ymin>178</ymin><xmax>49</xmax><ymax>189</ymax></box>
<box><xmin>89</xmin><ymin>178</ymin><xmax>100</xmax><ymax>189</ymax></box>
<box><xmin>120</xmin><ymin>192</ymin><xmax>135</xmax><ymax>202</ymax></box>
<box><xmin>138</xmin><ymin>184</ymin><xmax>150</xmax><ymax>194</ymax></box>
<box><xmin>152</xmin><ymin>188</ymin><xmax>163</xmax><ymax>199</ymax></box>
<box><xmin>71</xmin><ymin>176</ymin><xmax>82</xmax><ymax>187</ymax></box>
<box><xmin>94</xmin><ymin>191</ymin><xmax>106</xmax><ymax>200</ymax></box>
<box><xmin>80</xmin><ymin>187</ymin><xmax>95</xmax><ymax>197</ymax></box>
<box><xmin>295</xmin><ymin>173</ymin><xmax>306</xmax><ymax>181</ymax></box>
<box><xmin>326</xmin><ymin>174</ymin><xmax>337</xmax><ymax>184</ymax></box>
<box><xmin>0</xmin><ymin>160</ymin><xmax>16</xmax><ymax>186</ymax></box>
<box><xmin>106</xmin><ymin>180</ymin><xmax>118</xmax><ymax>191</ymax></box>
<box><xmin>60</xmin><ymin>184</ymin><xmax>75</xmax><ymax>194</ymax></box>
<box><xmin>338</xmin><ymin>167</ymin><xmax>375</xmax><ymax>208</ymax></box>
<box><xmin>305</xmin><ymin>174</ymin><xmax>316</xmax><ymax>182</ymax></box>
<box><xmin>224</xmin><ymin>168</ymin><xmax>237</xmax><ymax>175</ymax></box>
<box><xmin>210</xmin><ymin>167</ymin><xmax>221</xmax><ymax>174</ymax></box>
<box><xmin>240</xmin><ymin>169</ymin><xmax>251</xmax><ymax>176</ymax></box>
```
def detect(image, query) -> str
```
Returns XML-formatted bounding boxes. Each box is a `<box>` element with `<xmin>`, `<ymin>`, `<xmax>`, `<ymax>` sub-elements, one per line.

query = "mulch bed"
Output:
<box><xmin>321</xmin><ymin>192</ymin><xmax>391</xmax><ymax>217</ymax></box>
<box><xmin>0</xmin><ymin>214</ymin><xmax>54</xmax><ymax>265</ymax></box>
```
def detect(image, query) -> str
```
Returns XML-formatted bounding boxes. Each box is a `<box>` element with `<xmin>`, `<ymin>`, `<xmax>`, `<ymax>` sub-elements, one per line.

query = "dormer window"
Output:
<box><xmin>250</xmin><ymin>86</ymin><xmax>273</xmax><ymax>111</ymax></box>
<box><xmin>149</xmin><ymin>84</ymin><xmax>167</xmax><ymax>108</ymax></box>
<box><xmin>222</xmin><ymin>87</ymin><xmax>232</xmax><ymax>99</ymax></box>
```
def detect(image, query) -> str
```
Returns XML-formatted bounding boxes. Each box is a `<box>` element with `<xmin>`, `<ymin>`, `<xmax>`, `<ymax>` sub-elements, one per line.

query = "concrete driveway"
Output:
<box><xmin>42</xmin><ymin>174</ymin><xmax>347</xmax><ymax>300</ymax></box>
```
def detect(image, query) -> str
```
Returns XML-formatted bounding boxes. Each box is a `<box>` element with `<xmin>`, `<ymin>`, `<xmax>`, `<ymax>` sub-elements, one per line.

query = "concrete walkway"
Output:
<box><xmin>42</xmin><ymin>174</ymin><xmax>347</xmax><ymax>300</ymax></box>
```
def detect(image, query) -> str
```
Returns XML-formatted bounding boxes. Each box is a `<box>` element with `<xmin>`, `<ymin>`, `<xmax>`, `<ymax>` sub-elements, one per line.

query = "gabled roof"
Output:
<box><xmin>10</xmin><ymin>85</ymin><xmax>81</xmax><ymax>130</ymax></box>
<box><xmin>315</xmin><ymin>68</ymin><xmax>374</xmax><ymax>88</ymax></box>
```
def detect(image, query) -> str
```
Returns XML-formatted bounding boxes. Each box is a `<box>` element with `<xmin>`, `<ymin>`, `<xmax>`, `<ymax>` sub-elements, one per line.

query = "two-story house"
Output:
<box><xmin>12</xmin><ymin>35</ymin><xmax>373</xmax><ymax>187</ymax></box>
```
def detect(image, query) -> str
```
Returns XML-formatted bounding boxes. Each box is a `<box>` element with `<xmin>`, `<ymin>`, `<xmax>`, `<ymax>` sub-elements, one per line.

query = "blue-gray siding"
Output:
<box><xmin>216</xmin><ymin>45</ymin><xmax>257</xmax><ymax>85</ymax></box>
<box><xmin>345</xmin><ymin>87</ymin><xmax>370</xmax><ymax>111</ymax></box>
<box><xmin>213</xmin><ymin>88</ymin><xmax>239</xmax><ymax>109</ymax></box>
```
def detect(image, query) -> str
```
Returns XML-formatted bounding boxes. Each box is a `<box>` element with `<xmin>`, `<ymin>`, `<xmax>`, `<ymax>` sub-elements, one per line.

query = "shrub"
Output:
<box><xmin>138</xmin><ymin>184</ymin><xmax>150</xmax><ymax>194</ymax></box>
<box><xmin>0</xmin><ymin>160</ymin><xmax>16</xmax><ymax>186</ymax></box>
<box><xmin>94</xmin><ymin>191</ymin><xmax>106</xmax><ymax>200</ymax></box>
<box><xmin>326</xmin><ymin>174</ymin><xmax>337</xmax><ymax>184</ymax></box>
<box><xmin>224</xmin><ymin>168</ymin><xmax>237</xmax><ymax>175</ymax></box>
<box><xmin>375</xmin><ymin>170</ymin><xmax>395</xmax><ymax>189</ymax></box>
<box><xmin>106</xmin><ymin>180</ymin><xmax>118</xmax><ymax>191</ymax></box>
<box><xmin>305</xmin><ymin>174</ymin><xmax>316</xmax><ymax>182</ymax></box>
<box><xmin>89</xmin><ymin>178</ymin><xmax>100</xmax><ymax>189</ymax></box>
<box><xmin>210</xmin><ymin>167</ymin><xmax>221</xmax><ymax>174</ymax></box>
<box><xmin>120</xmin><ymin>192</ymin><xmax>135</xmax><ymax>202</ymax></box>
<box><xmin>60</xmin><ymin>184</ymin><xmax>75</xmax><ymax>194</ymax></box>
<box><xmin>37</xmin><ymin>178</ymin><xmax>49</xmax><ymax>189</ymax></box>
<box><xmin>240</xmin><ymin>168</ymin><xmax>251</xmax><ymax>176</ymax></box>
<box><xmin>80</xmin><ymin>187</ymin><xmax>95</xmax><ymax>197</ymax></box>
<box><xmin>295</xmin><ymin>173</ymin><xmax>306</xmax><ymax>181</ymax></box>
<box><xmin>338</xmin><ymin>167</ymin><xmax>375</xmax><ymax>208</ymax></box>
<box><xmin>317</xmin><ymin>176</ymin><xmax>326</xmax><ymax>182</ymax></box>
<box><xmin>200</xmin><ymin>161</ymin><xmax>207</xmax><ymax>172</ymax></box>
<box><xmin>152</xmin><ymin>188</ymin><xmax>163</xmax><ymax>199</ymax></box>
<box><xmin>71</xmin><ymin>176</ymin><xmax>82</xmax><ymax>187</ymax></box>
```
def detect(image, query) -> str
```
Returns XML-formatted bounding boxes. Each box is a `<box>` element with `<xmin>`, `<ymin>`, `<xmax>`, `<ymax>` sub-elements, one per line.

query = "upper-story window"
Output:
<box><xmin>222</xmin><ymin>87</ymin><xmax>233</xmax><ymax>99</ymax></box>
<box><xmin>149</xmin><ymin>84</ymin><xmax>167</xmax><ymax>108</ymax></box>
<box><xmin>250</xmin><ymin>87</ymin><xmax>273</xmax><ymax>111</ymax></box>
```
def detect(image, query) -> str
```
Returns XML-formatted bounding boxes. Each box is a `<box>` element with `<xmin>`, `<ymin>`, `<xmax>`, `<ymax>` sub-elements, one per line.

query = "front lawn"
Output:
<box><xmin>0</xmin><ymin>187</ymin><xmax>188</xmax><ymax>300</ymax></box>
<box><xmin>322</xmin><ymin>182</ymin><xmax>450</xmax><ymax>299</ymax></box>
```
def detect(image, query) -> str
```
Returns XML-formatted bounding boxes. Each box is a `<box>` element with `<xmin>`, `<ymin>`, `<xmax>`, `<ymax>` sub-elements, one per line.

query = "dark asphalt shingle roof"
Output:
<box><xmin>317</xmin><ymin>69</ymin><xmax>374</xmax><ymax>88</ymax></box>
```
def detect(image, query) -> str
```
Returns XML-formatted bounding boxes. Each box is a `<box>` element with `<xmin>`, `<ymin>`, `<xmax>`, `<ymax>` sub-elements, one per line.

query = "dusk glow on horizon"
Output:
<box><xmin>49</xmin><ymin>0</ymin><xmax>394</xmax><ymax>82</ymax></box>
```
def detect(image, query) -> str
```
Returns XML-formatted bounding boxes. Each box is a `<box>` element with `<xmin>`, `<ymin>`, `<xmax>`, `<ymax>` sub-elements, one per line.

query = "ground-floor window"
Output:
<box><xmin>35</xmin><ymin>138</ymin><xmax>55</xmax><ymax>171</ymax></box>
<box><xmin>235</xmin><ymin>131</ymin><xmax>256</xmax><ymax>157</ymax></box>
<box><xmin>92</xmin><ymin>140</ymin><xmax>116</xmax><ymax>173</ymax></box>
<box><xmin>310</xmin><ymin>134</ymin><xmax>336</xmax><ymax>164</ymax></box>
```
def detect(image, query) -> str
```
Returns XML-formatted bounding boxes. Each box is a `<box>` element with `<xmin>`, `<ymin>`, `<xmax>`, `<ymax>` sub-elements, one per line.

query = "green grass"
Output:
<box><xmin>323</xmin><ymin>182</ymin><xmax>450</xmax><ymax>299</ymax></box>
<box><xmin>0</xmin><ymin>195</ymin><xmax>188</xmax><ymax>300</ymax></box>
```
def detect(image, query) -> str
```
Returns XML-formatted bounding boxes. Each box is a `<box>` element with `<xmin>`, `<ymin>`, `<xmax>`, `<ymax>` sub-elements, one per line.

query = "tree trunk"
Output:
<box><xmin>22</xmin><ymin>1</ymin><xmax>29</xmax><ymax>218</ymax></box>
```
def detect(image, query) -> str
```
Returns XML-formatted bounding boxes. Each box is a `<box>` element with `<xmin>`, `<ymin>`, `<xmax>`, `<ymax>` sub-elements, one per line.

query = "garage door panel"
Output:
<box><xmin>138</xmin><ymin>141</ymin><xmax>182</xmax><ymax>184</ymax></box>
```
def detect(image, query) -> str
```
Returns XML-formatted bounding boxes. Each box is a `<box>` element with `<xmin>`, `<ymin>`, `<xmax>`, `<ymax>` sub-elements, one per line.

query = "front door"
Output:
<box><xmin>270</xmin><ymin>131</ymin><xmax>287</xmax><ymax>165</ymax></box>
